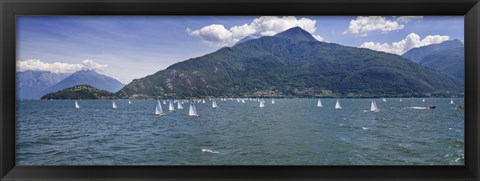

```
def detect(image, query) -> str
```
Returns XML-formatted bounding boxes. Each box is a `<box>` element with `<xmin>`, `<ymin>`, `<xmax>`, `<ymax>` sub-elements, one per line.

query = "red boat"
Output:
<box><xmin>428</xmin><ymin>105</ymin><xmax>436</xmax><ymax>109</ymax></box>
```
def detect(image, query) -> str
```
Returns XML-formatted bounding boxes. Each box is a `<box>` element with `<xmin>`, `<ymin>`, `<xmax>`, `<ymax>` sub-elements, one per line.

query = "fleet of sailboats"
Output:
<box><xmin>71</xmin><ymin>97</ymin><xmax>459</xmax><ymax>117</ymax></box>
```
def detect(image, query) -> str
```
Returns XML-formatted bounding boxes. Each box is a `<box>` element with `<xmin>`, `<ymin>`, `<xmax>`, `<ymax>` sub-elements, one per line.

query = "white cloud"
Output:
<box><xmin>17</xmin><ymin>59</ymin><xmax>108</xmax><ymax>73</ymax></box>
<box><xmin>359</xmin><ymin>33</ymin><xmax>450</xmax><ymax>55</ymax></box>
<box><xmin>313</xmin><ymin>34</ymin><xmax>324</xmax><ymax>41</ymax></box>
<box><xmin>187</xmin><ymin>16</ymin><xmax>323</xmax><ymax>46</ymax></box>
<box><xmin>396</xmin><ymin>16</ymin><xmax>423</xmax><ymax>23</ymax></box>
<box><xmin>344</xmin><ymin>16</ymin><xmax>404</xmax><ymax>36</ymax></box>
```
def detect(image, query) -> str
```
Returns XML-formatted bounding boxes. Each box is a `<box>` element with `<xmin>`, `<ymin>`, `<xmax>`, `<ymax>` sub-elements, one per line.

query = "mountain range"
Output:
<box><xmin>17</xmin><ymin>69</ymin><xmax>124</xmax><ymax>99</ymax></box>
<box><xmin>116</xmin><ymin>27</ymin><xmax>463</xmax><ymax>99</ymax></box>
<box><xmin>16</xmin><ymin>71</ymin><xmax>70</xmax><ymax>100</ymax></box>
<box><xmin>402</xmin><ymin>39</ymin><xmax>464</xmax><ymax>81</ymax></box>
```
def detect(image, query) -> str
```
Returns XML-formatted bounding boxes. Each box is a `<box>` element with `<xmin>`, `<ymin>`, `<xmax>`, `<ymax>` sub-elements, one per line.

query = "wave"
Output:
<box><xmin>201</xmin><ymin>148</ymin><xmax>220</xmax><ymax>154</ymax></box>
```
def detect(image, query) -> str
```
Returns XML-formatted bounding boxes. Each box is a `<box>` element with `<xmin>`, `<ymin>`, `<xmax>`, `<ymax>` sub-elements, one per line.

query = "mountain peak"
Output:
<box><xmin>273</xmin><ymin>27</ymin><xmax>318</xmax><ymax>42</ymax></box>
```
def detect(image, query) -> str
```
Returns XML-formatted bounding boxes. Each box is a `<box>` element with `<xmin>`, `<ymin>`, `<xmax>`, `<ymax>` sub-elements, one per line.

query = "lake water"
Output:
<box><xmin>16</xmin><ymin>98</ymin><xmax>464</xmax><ymax>165</ymax></box>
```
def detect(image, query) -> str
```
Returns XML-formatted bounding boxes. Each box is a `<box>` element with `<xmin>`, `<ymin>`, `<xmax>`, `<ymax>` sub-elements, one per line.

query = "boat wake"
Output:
<box><xmin>410</xmin><ymin>106</ymin><xmax>427</xmax><ymax>110</ymax></box>
<box><xmin>201</xmin><ymin>148</ymin><xmax>220</xmax><ymax>154</ymax></box>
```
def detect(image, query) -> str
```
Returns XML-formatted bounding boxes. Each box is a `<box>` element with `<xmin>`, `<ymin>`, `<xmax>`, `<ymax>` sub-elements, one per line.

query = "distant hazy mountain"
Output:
<box><xmin>402</xmin><ymin>39</ymin><xmax>464</xmax><ymax>63</ymax></box>
<box><xmin>402</xmin><ymin>40</ymin><xmax>464</xmax><ymax>81</ymax></box>
<box><xmin>41</xmin><ymin>84</ymin><xmax>116</xmax><ymax>100</ymax></box>
<box><xmin>117</xmin><ymin>27</ymin><xmax>463</xmax><ymax>99</ymax></box>
<box><xmin>44</xmin><ymin>70</ymin><xmax>124</xmax><ymax>95</ymax></box>
<box><xmin>16</xmin><ymin>70</ymin><xmax>70</xmax><ymax>100</ymax></box>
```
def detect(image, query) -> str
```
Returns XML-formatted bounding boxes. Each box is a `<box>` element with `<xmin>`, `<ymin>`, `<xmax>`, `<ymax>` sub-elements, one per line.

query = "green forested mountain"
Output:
<box><xmin>41</xmin><ymin>84</ymin><xmax>116</xmax><ymax>99</ymax></box>
<box><xmin>402</xmin><ymin>40</ymin><xmax>464</xmax><ymax>81</ymax></box>
<box><xmin>117</xmin><ymin>27</ymin><xmax>463</xmax><ymax>99</ymax></box>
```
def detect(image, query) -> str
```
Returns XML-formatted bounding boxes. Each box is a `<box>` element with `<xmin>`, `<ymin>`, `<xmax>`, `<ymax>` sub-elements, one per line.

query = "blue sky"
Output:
<box><xmin>17</xmin><ymin>16</ymin><xmax>464</xmax><ymax>84</ymax></box>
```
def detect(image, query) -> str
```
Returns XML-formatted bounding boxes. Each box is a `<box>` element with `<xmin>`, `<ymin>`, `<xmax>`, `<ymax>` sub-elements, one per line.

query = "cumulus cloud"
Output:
<box><xmin>187</xmin><ymin>16</ymin><xmax>324</xmax><ymax>46</ymax></box>
<box><xmin>344</xmin><ymin>16</ymin><xmax>404</xmax><ymax>36</ymax></box>
<box><xmin>396</xmin><ymin>16</ymin><xmax>423</xmax><ymax>23</ymax></box>
<box><xmin>17</xmin><ymin>59</ymin><xmax>108</xmax><ymax>73</ymax></box>
<box><xmin>344</xmin><ymin>16</ymin><xmax>423</xmax><ymax>37</ymax></box>
<box><xmin>359</xmin><ymin>33</ymin><xmax>450</xmax><ymax>55</ymax></box>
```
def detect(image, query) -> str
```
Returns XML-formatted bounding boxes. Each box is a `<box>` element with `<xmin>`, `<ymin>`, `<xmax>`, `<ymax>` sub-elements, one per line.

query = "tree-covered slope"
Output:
<box><xmin>41</xmin><ymin>84</ymin><xmax>116</xmax><ymax>99</ymax></box>
<box><xmin>117</xmin><ymin>27</ymin><xmax>463</xmax><ymax>99</ymax></box>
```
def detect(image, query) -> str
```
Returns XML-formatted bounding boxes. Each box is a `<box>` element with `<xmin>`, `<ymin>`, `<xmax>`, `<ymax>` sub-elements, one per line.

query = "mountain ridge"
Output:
<box><xmin>402</xmin><ymin>40</ymin><xmax>464</xmax><ymax>81</ymax></box>
<box><xmin>44</xmin><ymin>69</ymin><xmax>125</xmax><ymax>95</ymax></box>
<box><xmin>116</xmin><ymin>27</ymin><xmax>463</xmax><ymax>99</ymax></box>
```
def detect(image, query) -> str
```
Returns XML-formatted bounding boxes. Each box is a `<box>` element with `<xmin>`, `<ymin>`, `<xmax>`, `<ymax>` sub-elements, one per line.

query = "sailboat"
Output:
<box><xmin>202</xmin><ymin>99</ymin><xmax>206</xmax><ymax>104</ymax></box>
<box><xmin>75</xmin><ymin>100</ymin><xmax>80</xmax><ymax>109</ymax></box>
<box><xmin>128</xmin><ymin>100</ymin><xmax>132</xmax><ymax>104</ymax></box>
<box><xmin>112</xmin><ymin>101</ymin><xmax>118</xmax><ymax>109</ymax></box>
<box><xmin>422</xmin><ymin>98</ymin><xmax>425</xmax><ymax>102</ymax></box>
<box><xmin>163</xmin><ymin>100</ymin><xmax>166</xmax><ymax>104</ymax></box>
<box><xmin>335</xmin><ymin>99</ymin><xmax>342</xmax><ymax>109</ymax></box>
<box><xmin>212</xmin><ymin>99</ymin><xmax>218</xmax><ymax>108</ymax></box>
<box><xmin>271</xmin><ymin>98</ymin><xmax>275</xmax><ymax>104</ymax></box>
<box><xmin>259</xmin><ymin>99</ymin><xmax>265</xmax><ymax>108</ymax></box>
<box><xmin>317</xmin><ymin>99</ymin><xmax>323</xmax><ymax>107</ymax></box>
<box><xmin>155</xmin><ymin>100</ymin><xmax>165</xmax><ymax>115</ymax></box>
<box><xmin>382</xmin><ymin>98</ymin><xmax>387</xmax><ymax>102</ymax></box>
<box><xmin>188</xmin><ymin>102</ymin><xmax>199</xmax><ymax>116</ymax></box>
<box><xmin>177</xmin><ymin>102</ymin><xmax>184</xmax><ymax>109</ymax></box>
<box><xmin>370</xmin><ymin>100</ymin><xmax>379</xmax><ymax>112</ymax></box>
<box><xmin>450</xmin><ymin>99</ymin><xmax>454</xmax><ymax>104</ymax></box>
<box><xmin>168</xmin><ymin>100</ymin><xmax>175</xmax><ymax>112</ymax></box>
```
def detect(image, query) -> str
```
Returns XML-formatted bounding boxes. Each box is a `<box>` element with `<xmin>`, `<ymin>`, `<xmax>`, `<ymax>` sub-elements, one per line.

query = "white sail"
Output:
<box><xmin>202</xmin><ymin>99</ymin><xmax>206</xmax><ymax>104</ymax></box>
<box><xmin>163</xmin><ymin>100</ymin><xmax>166</xmax><ymax>104</ymax></box>
<box><xmin>382</xmin><ymin>98</ymin><xmax>387</xmax><ymax>102</ymax></box>
<box><xmin>155</xmin><ymin>101</ymin><xmax>165</xmax><ymax>115</ymax></box>
<box><xmin>128</xmin><ymin>100</ymin><xmax>132</xmax><ymax>104</ymax></box>
<box><xmin>241</xmin><ymin>99</ymin><xmax>245</xmax><ymax>103</ymax></box>
<box><xmin>259</xmin><ymin>100</ymin><xmax>265</xmax><ymax>108</ymax></box>
<box><xmin>317</xmin><ymin>99</ymin><xmax>323</xmax><ymax>107</ymax></box>
<box><xmin>422</xmin><ymin>98</ymin><xmax>425</xmax><ymax>102</ymax></box>
<box><xmin>168</xmin><ymin>100</ymin><xmax>175</xmax><ymax>112</ymax></box>
<box><xmin>450</xmin><ymin>99</ymin><xmax>454</xmax><ymax>104</ymax></box>
<box><xmin>212</xmin><ymin>100</ymin><xmax>218</xmax><ymax>108</ymax></box>
<box><xmin>370</xmin><ymin>100</ymin><xmax>379</xmax><ymax>112</ymax></box>
<box><xmin>335</xmin><ymin>99</ymin><xmax>342</xmax><ymax>109</ymax></box>
<box><xmin>75</xmin><ymin>100</ymin><xmax>80</xmax><ymax>109</ymax></box>
<box><xmin>400</xmin><ymin>99</ymin><xmax>403</xmax><ymax>102</ymax></box>
<box><xmin>271</xmin><ymin>98</ymin><xmax>275</xmax><ymax>104</ymax></box>
<box><xmin>188</xmin><ymin>102</ymin><xmax>199</xmax><ymax>116</ymax></box>
<box><xmin>112</xmin><ymin>101</ymin><xmax>117</xmax><ymax>109</ymax></box>
<box><xmin>177</xmin><ymin>102</ymin><xmax>184</xmax><ymax>109</ymax></box>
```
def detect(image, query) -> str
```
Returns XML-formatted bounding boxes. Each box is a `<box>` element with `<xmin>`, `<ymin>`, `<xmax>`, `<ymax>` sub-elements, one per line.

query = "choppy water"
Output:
<box><xmin>16</xmin><ymin>98</ymin><xmax>464</xmax><ymax>165</ymax></box>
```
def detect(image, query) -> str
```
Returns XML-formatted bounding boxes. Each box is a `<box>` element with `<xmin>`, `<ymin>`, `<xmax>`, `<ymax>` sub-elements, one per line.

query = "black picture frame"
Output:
<box><xmin>1</xmin><ymin>0</ymin><xmax>479</xmax><ymax>180</ymax></box>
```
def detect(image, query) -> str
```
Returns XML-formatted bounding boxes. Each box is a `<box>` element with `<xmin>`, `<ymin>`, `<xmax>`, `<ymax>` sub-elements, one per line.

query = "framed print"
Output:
<box><xmin>1</xmin><ymin>0</ymin><xmax>479</xmax><ymax>180</ymax></box>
